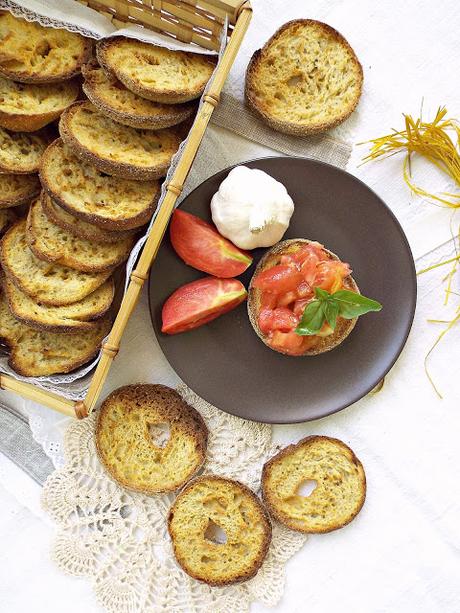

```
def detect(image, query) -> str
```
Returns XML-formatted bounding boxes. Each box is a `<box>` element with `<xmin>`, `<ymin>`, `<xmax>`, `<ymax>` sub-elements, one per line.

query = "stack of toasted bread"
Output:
<box><xmin>0</xmin><ymin>11</ymin><xmax>215</xmax><ymax>377</ymax></box>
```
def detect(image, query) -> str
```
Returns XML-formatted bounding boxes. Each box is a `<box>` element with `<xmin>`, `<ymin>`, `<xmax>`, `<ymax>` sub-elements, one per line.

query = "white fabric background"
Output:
<box><xmin>1</xmin><ymin>0</ymin><xmax>460</xmax><ymax>611</ymax></box>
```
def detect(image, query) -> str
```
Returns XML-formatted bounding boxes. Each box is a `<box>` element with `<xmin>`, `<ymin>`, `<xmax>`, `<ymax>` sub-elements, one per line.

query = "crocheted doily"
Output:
<box><xmin>42</xmin><ymin>385</ymin><xmax>307</xmax><ymax>612</ymax></box>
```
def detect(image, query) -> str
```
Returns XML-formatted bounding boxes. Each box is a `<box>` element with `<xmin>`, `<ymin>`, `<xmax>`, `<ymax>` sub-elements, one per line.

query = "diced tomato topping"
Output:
<box><xmin>296</xmin><ymin>281</ymin><xmax>313</xmax><ymax>299</ymax></box>
<box><xmin>252</xmin><ymin>264</ymin><xmax>303</xmax><ymax>293</ymax></box>
<box><xmin>259</xmin><ymin>307</ymin><xmax>299</xmax><ymax>334</ymax></box>
<box><xmin>268</xmin><ymin>330</ymin><xmax>319</xmax><ymax>356</ymax></box>
<box><xmin>300</xmin><ymin>254</ymin><xmax>320</xmax><ymax>284</ymax></box>
<box><xmin>276</xmin><ymin>290</ymin><xmax>298</xmax><ymax>307</ymax></box>
<box><xmin>293</xmin><ymin>298</ymin><xmax>311</xmax><ymax>317</ymax></box>
<box><xmin>315</xmin><ymin>261</ymin><xmax>351</xmax><ymax>292</ymax></box>
<box><xmin>260</xmin><ymin>291</ymin><xmax>278</xmax><ymax>309</ymax></box>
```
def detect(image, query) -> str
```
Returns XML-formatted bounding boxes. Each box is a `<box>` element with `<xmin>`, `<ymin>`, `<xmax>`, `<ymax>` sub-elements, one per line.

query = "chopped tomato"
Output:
<box><xmin>276</xmin><ymin>290</ymin><xmax>298</xmax><ymax>307</ymax></box>
<box><xmin>300</xmin><ymin>254</ymin><xmax>320</xmax><ymax>284</ymax></box>
<box><xmin>297</xmin><ymin>281</ymin><xmax>313</xmax><ymax>298</ymax></box>
<box><xmin>293</xmin><ymin>298</ymin><xmax>311</xmax><ymax>317</ymax></box>
<box><xmin>259</xmin><ymin>307</ymin><xmax>299</xmax><ymax>334</ymax></box>
<box><xmin>260</xmin><ymin>291</ymin><xmax>278</xmax><ymax>309</ymax></box>
<box><xmin>268</xmin><ymin>330</ymin><xmax>319</xmax><ymax>356</ymax></box>
<box><xmin>315</xmin><ymin>261</ymin><xmax>351</xmax><ymax>292</ymax></box>
<box><xmin>252</xmin><ymin>264</ymin><xmax>303</xmax><ymax>293</ymax></box>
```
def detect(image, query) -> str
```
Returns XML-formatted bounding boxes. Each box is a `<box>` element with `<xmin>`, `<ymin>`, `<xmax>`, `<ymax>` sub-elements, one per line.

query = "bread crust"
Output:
<box><xmin>39</xmin><ymin>138</ymin><xmax>159</xmax><ymax>231</ymax></box>
<box><xmin>168</xmin><ymin>475</ymin><xmax>272</xmax><ymax>586</ymax></box>
<box><xmin>0</xmin><ymin>208</ymin><xmax>16</xmax><ymax>236</ymax></box>
<box><xmin>96</xmin><ymin>384</ymin><xmax>208</xmax><ymax>494</ymax></box>
<box><xmin>245</xmin><ymin>19</ymin><xmax>363</xmax><ymax>136</ymax></box>
<box><xmin>247</xmin><ymin>239</ymin><xmax>358</xmax><ymax>356</ymax></box>
<box><xmin>96</xmin><ymin>38</ymin><xmax>216</xmax><ymax>104</ymax></box>
<box><xmin>262</xmin><ymin>435</ymin><xmax>366</xmax><ymax>534</ymax></box>
<box><xmin>0</xmin><ymin>78</ymin><xmax>79</xmax><ymax>132</ymax></box>
<box><xmin>82</xmin><ymin>61</ymin><xmax>195</xmax><ymax>130</ymax></box>
<box><xmin>59</xmin><ymin>101</ymin><xmax>180</xmax><ymax>181</ymax></box>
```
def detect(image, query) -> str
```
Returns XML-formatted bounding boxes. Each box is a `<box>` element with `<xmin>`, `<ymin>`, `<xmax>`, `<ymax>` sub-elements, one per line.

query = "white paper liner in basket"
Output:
<box><xmin>0</xmin><ymin>0</ymin><xmax>228</xmax><ymax>399</ymax></box>
<box><xmin>41</xmin><ymin>385</ymin><xmax>307</xmax><ymax>612</ymax></box>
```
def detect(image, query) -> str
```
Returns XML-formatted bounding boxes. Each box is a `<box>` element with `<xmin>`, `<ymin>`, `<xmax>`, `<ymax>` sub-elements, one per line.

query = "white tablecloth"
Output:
<box><xmin>1</xmin><ymin>0</ymin><xmax>460</xmax><ymax>611</ymax></box>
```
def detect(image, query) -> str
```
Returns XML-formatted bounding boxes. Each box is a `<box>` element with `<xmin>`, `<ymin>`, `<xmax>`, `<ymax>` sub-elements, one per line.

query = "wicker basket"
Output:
<box><xmin>0</xmin><ymin>0</ymin><xmax>252</xmax><ymax>418</ymax></box>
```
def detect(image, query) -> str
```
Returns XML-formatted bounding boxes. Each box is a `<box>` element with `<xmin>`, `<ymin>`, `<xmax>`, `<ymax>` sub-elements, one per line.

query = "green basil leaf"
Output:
<box><xmin>324</xmin><ymin>300</ymin><xmax>339</xmax><ymax>330</ymax></box>
<box><xmin>332</xmin><ymin>289</ymin><xmax>383</xmax><ymax>319</ymax></box>
<box><xmin>295</xmin><ymin>300</ymin><xmax>325</xmax><ymax>335</ymax></box>
<box><xmin>314</xmin><ymin>287</ymin><xmax>330</xmax><ymax>301</ymax></box>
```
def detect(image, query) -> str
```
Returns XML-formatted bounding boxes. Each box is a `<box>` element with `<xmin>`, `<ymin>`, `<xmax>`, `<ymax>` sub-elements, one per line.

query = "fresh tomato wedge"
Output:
<box><xmin>258</xmin><ymin>307</ymin><xmax>299</xmax><ymax>334</ymax></box>
<box><xmin>170</xmin><ymin>210</ymin><xmax>252</xmax><ymax>278</ymax></box>
<box><xmin>162</xmin><ymin>277</ymin><xmax>247</xmax><ymax>334</ymax></box>
<box><xmin>268</xmin><ymin>330</ymin><xmax>318</xmax><ymax>356</ymax></box>
<box><xmin>252</xmin><ymin>264</ymin><xmax>303</xmax><ymax>293</ymax></box>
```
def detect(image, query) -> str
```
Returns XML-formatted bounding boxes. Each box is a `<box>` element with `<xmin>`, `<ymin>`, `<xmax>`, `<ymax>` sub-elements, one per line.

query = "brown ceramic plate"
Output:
<box><xmin>149</xmin><ymin>157</ymin><xmax>416</xmax><ymax>423</ymax></box>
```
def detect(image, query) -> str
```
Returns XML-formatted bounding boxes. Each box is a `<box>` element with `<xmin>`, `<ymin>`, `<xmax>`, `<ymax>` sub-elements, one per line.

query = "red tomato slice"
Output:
<box><xmin>162</xmin><ymin>277</ymin><xmax>247</xmax><ymax>334</ymax></box>
<box><xmin>170</xmin><ymin>210</ymin><xmax>252</xmax><ymax>278</ymax></box>
<box><xmin>258</xmin><ymin>307</ymin><xmax>299</xmax><ymax>334</ymax></box>
<box><xmin>268</xmin><ymin>330</ymin><xmax>318</xmax><ymax>356</ymax></box>
<box><xmin>252</xmin><ymin>264</ymin><xmax>303</xmax><ymax>293</ymax></box>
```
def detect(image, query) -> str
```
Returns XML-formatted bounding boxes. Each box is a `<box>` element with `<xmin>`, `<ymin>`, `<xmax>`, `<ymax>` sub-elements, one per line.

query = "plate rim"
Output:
<box><xmin>148</xmin><ymin>156</ymin><xmax>417</xmax><ymax>423</ymax></box>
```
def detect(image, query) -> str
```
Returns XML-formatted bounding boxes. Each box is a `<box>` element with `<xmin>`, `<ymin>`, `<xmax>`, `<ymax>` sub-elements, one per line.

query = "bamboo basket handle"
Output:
<box><xmin>76</xmin><ymin>3</ymin><xmax>252</xmax><ymax>418</ymax></box>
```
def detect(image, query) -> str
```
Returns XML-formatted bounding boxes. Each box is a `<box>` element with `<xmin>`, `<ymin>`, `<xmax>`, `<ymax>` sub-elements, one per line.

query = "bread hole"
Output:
<box><xmin>148</xmin><ymin>421</ymin><xmax>170</xmax><ymax>448</ymax></box>
<box><xmin>36</xmin><ymin>40</ymin><xmax>51</xmax><ymax>59</ymax></box>
<box><xmin>204</xmin><ymin>519</ymin><xmax>227</xmax><ymax>545</ymax></box>
<box><xmin>296</xmin><ymin>479</ymin><xmax>317</xmax><ymax>497</ymax></box>
<box><xmin>287</xmin><ymin>75</ymin><xmax>302</xmax><ymax>87</ymax></box>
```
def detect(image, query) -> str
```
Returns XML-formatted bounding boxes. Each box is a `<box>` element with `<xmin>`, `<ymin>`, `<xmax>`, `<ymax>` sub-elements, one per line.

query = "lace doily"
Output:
<box><xmin>41</xmin><ymin>385</ymin><xmax>307</xmax><ymax>612</ymax></box>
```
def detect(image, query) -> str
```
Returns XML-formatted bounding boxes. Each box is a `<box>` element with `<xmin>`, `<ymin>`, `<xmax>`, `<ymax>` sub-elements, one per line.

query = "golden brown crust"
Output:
<box><xmin>0</xmin><ymin>174</ymin><xmax>40</xmax><ymax>209</ymax></box>
<box><xmin>247</xmin><ymin>239</ymin><xmax>358</xmax><ymax>356</ymax></box>
<box><xmin>168</xmin><ymin>475</ymin><xmax>272</xmax><ymax>586</ymax></box>
<box><xmin>96</xmin><ymin>384</ymin><xmax>208</xmax><ymax>495</ymax></box>
<box><xmin>96</xmin><ymin>37</ymin><xmax>216</xmax><ymax>104</ymax></box>
<box><xmin>81</xmin><ymin>61</ymin><xmax>196</xmax><ymax>130</ymax></box>
<box><xmin>245</xmin><ymin>19</ymin><xmax>363</xmax><ymax>136</ymax></box>
<box><xmin>262</xmin><ymin>435</ymin><xmax>366</xmax><ymax>534</ymax></box>
<box><xmin>39</xmin><ymin>138</ymin><xmax>159</xmax><ymax>231</ymax></box>
<box><xmin>59</xmin><ymin>101</ymin><xmax>181</xmax><ymax>181</ymax></box>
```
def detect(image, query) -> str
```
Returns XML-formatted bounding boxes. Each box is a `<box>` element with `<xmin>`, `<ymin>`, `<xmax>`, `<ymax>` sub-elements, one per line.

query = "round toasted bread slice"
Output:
<box><xmin>40</xmin><ymin>139</ymin><xmax>159</xmax><ymax>230</ymax></box>
<box><xmin>0</xmin><ymin>290</ymin><xmax>111</xmax><ymax>377</ymax></box>
<box><xmin>0</xmin><ymin>127</ymin><xmax>51</xmax><ymax>173</ymax></box>
<box><xmin>41</xmin><ymin>191</ymin><xmax>138</xmax><ymax>245</ymax></box>
<box><xmin>0</xmin><ymin>208</ymin><xmax>16</xmax><ymax>236</ymax></box>
<box><xmin>3</xmin><ymin>274</ymin><xmax>114</xmax><ymax>333</ymax></box>
<box><xmin>96</xmin><ymin>37</ymin><xmax>216</xmax><ymax>104</ymax></box>
<box><xmin>96</xmin><ymin>384</ymin><xmax>208</xmax><ymax>494</ymax></box>
<box><xmin>0</xmin><ymin>76</ymin><xmax>79</xmax><ymax>132</ymax></box>
<box><xmin>59</xmin><ymin>101</ymin><xmax>181</xmax><ymax>181</ymax></box>
<box><xmin>0</xmin><ymin>173</ymin><xmax>40</xmax><ymax>209</ymax></box>
<box><xmin>168</xmin><ymin>476</ymin><xmax>272</xmax><ymax>586</ymax></box>
<box><xmin>0</xmin><ymin>12</ymin><xmax>92</xmax><ymax>83</ymax></box>
<box><xmin>245</xmin><ymin>20</ymin><xmax>363</xmax><ymax>136</ymax></box>
<box><xmin>27</xmin><ymin>197</ymin><xmax>134</xmax><ymax>273</ymax></box>
<box><xmin>248</xmin><ymin>239</ymin><xmax>359</xmax><ymax>356</ymax></box>
<box><xmin>0</xmin><ymin>220</ymin><xmax>112</xmax><ymax>306</ymax></box>
<box><xmin>82</xmin><ymin>61</ymin><xmax>195</xmax><ymax>130</ymax></box>
<box><xmin>262</xmin><ymin>436</ymin><xmax>366</xmax><ymax>533</ymax></box>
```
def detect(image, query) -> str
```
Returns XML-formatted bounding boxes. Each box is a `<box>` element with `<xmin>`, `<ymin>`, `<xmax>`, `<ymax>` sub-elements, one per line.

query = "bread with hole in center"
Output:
<box><xmin>27</xmin><ymin>196</ymin><xmax>134</xmax><ymax>273</ymax></box>
<box><xmin>168</xmin><ymin>475</ymin><xmax>272</xmax><ymax>586</ymax></box>
<box><xmin>40</xmin><ymin>139</ymin><xmax>160</xmax><ymax>230</ymax></box>
<box><xmin>245</xmin><ymin>19</ymin><xmax>363</xmax><ymax>136</ymax></box>
<box><xmin>59</xmin><ymin>101</ymin><xmax>182</xmax><ymax>180</ymax></box>
<box><xmin>97</xmin><ymin>37</ymin><xmax>216</xmax><ymax>104</ymax></box>
<box><xmin>96</xmin><ymin>384</ymin><xmax>208</xmax><ymax>494</ymax></box>
<box><xmin>0</xmin><ymin>173</ymin><xmax>40</xmax><ymax>209</ymax></box>
<box><xmin>0</xmin><ymin>12</ymin><xmax>92</xmax><ymax>83</ymax></box>
<box><xmin>0</xmin><ymin>127</ymin><xmax>52</xmax><ymax>173</ymax></box>
<box><xmin>82</xmin><ymin>61</ymin><xmax>196</xmax><ymax>130</ymax></box>
<box><xmin>262</xmin><ymin>436</ymin><xmax>366</xmax><ymax>533</ymax></box>
<box><xmin>0</xmin><ymin>220</ymin><xmax>112</xmax><ymax>305</ymax></box>
<box><xmin>0</xmin><ymin>290</ymin><xmax>111</xmax><ymax>376</ymax></box>
<box><xmin>0</xmin><ymin>76</ymin><xmax>79</xmax><ymax>132</ymax></box>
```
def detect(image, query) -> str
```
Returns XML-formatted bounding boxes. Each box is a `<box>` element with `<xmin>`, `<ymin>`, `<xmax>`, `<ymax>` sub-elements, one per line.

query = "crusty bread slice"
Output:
<box><xmin>0</xmin><ymin>12</ymin><xmax>92</xmax><ymax>83</ymax></box>
<box><xmin>82</xmin><ymin>61</ymin><xmax>195</xmax><ymax>130</ymax></box>
<box><xmin>59</xmin><ymin>101</ymin><xmax>181</xmax><ymax>181</ymax></box>
<box><xmin>245</xmin><ymin>20</ymin><xmax>363</xmax><ymax>136</ymax></box>
<box><xmin>0</xmin><ymin>76</ymin><xmax>79</xmax><ymax>132</ymax></box>
<box><xmin>0</xmin><ymin>127</ymin><xmax>51</xmax><ymax>173</ymax></box>
<box><xmin>0</xmin><ymin>173</ymin><xmax>40</xmax><ymax>209</ymax></box>
<box><xmin>96</xmin><ymin>384</ymin><xmax>208</xmax><ymax>494</ymax></box>
<box><xmin>40</xmin><ymin>139</ymin><xmax>159</xmax><ymax>230</ymax></box>
<box><xmin>262</xmin><ymin>436</ymin><xmax>366</xmax><ymax>533</ymax></box>
<box><xmin>0</xmin><ymin>290</ymin><xmax>111</xmax><ymax>377</ymax></box>
<box><xmin>168</xmin><ymin>476</ymin><xmax>272</xmax><ymax>586</ymax></box>
<box><xmin>27</xmin><ymin>197</ymin><xmax>134</xmax><ymax>273</ymax></box>
<box><xmin>41</xmin><ymin>191</ymin><xmax>137</xmax><ymax>245</ymax></box>
<box><xmin>0</xmin><ymin>208</ymin><xmax>16</xmax><ymax>236</ymax></box>
<box><xmin>0</xmin><ymin>220</ymin><xmax>111</xmax><ymax>306</ymax></box>
<box><xmin>97</xmin><ymin>37</ymin><xmax>215</xmax><ymax>104</ymax></box>
<box><xmin>247</xmin><ymin>239</ymin><xmax>359</xmax><ymax>356</ymax></box>
<box><xmin>3</xmin><ymin>274</ymin><xmax>114</xmax><ymax>333</ymax></box>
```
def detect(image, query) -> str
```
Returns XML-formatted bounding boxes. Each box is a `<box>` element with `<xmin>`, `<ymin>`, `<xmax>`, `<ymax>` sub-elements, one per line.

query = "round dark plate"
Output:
<box><xmin>149</xmin><ymin>157</ymin><xmax>416</xmax><ymax>423</ymax></box>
